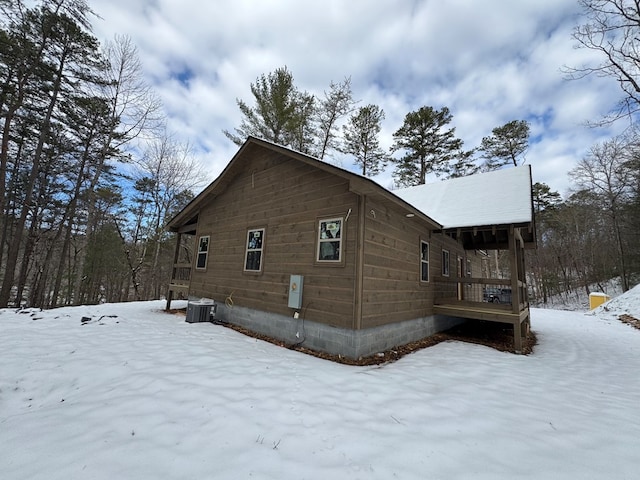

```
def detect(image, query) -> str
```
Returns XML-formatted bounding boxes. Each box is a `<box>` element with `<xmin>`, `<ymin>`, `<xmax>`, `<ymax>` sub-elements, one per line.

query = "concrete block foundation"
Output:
<box><xmin>214</xmin><ymin>303</ymin><xmax>465</xmax><ymax>360</ymax></box>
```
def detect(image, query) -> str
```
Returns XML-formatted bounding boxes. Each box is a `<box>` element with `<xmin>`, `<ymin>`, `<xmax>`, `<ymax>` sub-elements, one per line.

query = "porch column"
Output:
<box><xmin>509</xmin><ymin>227</ymin><xmax>523</xmax><ymax>353</ymax></box>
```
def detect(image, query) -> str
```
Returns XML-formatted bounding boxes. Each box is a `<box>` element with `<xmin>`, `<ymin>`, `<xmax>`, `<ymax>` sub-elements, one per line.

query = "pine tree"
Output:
<box><xmin>479</xmin><ymin>119</ymin><xmax>530</xmax><ymax>170</ymax></box>
<box><xmin>341</xmin><ymin>105</ymin><xmax>387</xmax><ymax>177</ymax></box>
<box><xmin>223</xmin><ymin>66</ymin><xmax>316</xmax><ymax>151</ymax></box>
<box><xmin>390</xmin><ymin>106</ymin><xmax>463</xmax><ymax>186</ymax></box>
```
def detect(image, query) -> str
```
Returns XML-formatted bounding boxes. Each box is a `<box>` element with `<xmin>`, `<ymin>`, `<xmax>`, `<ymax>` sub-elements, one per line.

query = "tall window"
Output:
<box><xmin>420</xmin><ymin>241</ymin><xmax>430</xmax><ymax>282</ymax></box>
<box><xmin>442</xmin><ymin>249</ymin><xmax>450</xmax><ymax>277</ymax></box>
<box><xmin>317</xmin><ymin>217</ymin><xmax>343</xmax><ymax>262</ymax></box>
<box><xmin>196</xmin><ymin>236</ymin><xmax>209</xmax><ymax>270</ymax></box>
<box><xmin>245</xmin><ymin>228</ymin><xmax>265</xmax><ymax>272</ymax></box>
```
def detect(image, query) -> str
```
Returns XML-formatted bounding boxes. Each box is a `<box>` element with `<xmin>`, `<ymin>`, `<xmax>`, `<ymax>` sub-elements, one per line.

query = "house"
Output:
<box><xmin>166</xmin><ymin>136</ymin><xmax>536</xmax><ymax>358</ymax></box>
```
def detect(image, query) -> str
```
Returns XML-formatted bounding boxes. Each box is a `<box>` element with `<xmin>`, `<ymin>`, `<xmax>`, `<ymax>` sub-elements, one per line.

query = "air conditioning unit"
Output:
<box><xmin>186</xmin><ymin>299</ymin><xmax>216</xmax><ymax>323</ymax></box>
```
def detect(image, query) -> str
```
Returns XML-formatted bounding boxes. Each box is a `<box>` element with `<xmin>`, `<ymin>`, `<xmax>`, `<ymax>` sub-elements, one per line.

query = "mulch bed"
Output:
<box><xmin>168</xmin><ymin>309</ymin><xmax>536</xmax><ymax>366</ymax></box>
<box><xmin>619</xmin><ymin>314</ymin><xmax>640</xmax><ymax>330</ymax></box>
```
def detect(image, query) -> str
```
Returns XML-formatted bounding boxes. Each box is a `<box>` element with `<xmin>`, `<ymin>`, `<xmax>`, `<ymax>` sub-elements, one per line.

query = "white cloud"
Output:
<box><xmin>89</xmin><ymin>0</ymin><xmax>630</xmax><ymax>194</ymax></box>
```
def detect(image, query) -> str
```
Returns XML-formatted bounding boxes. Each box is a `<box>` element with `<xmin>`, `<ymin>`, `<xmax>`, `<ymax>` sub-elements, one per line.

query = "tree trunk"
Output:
<box><xmin>0</xmin><ymin>47</ymin><xmax>68</xmax><ymax>307</ymax></box>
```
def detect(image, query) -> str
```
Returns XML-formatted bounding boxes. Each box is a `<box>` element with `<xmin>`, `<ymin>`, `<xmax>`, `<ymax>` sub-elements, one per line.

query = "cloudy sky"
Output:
<box><xmin>89</xmin><ymin>0</ymin><xmax>627</xmax><ymax>196</ymax></box>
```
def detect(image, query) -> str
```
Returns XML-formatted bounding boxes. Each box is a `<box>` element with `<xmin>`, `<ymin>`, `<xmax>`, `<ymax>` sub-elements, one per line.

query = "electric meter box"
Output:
<box><xmin>288</xmin><ymin>275</ymin><xmax>304</xmax><ymax>309</ymax></box>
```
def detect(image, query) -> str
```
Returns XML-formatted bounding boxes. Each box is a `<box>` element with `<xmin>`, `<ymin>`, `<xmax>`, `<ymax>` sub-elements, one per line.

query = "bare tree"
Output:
<box><xmin>70</xmin><ymin>34</ymin><xmax>163</xmax><ymax>305</ymax></box>
<box><xmin>570</xmin><ymin>135</ymin><xmax>635</xmax><ymax>290</ymax></box>
<box><xmin>569</xmin><ymin>0</ymin><xmax>640</xmax><ymax>122</ymax></box>
<box><xmin>120</xmin><ymin>130</ymin><xmax>207</xmax><ymax>300</ymax></box>
<box><xmin>316</xmin><ymin>77</ymin><xmax>356</xmax><ymax>160</ymax></box>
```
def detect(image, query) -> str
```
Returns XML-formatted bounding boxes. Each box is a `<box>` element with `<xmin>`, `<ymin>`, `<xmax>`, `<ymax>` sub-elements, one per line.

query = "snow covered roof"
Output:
<box><xmin>393</xmin><ymin>166</ymin><xmax>534</xmax><ymax>229</ymax></box>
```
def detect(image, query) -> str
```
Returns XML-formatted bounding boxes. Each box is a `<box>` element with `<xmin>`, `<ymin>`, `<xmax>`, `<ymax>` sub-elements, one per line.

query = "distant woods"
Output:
<box><xmin>531</xmin><ymin>131</ymin><xmax>640</xmax><ymax>299</ymax></box>
<box><xmin>0</xmin><ymin>0</ymin><xmax>204</xmax><ymax>308</ymax></box>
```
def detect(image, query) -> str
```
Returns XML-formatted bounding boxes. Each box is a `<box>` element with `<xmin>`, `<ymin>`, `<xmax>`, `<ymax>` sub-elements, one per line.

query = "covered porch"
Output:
<box><xmin>433</xmin><ymin>224</ymin><xmax>534</xmax><ymax>353</ymax></box>
<box><xmin>393</xmin><ymin>165</ymin><xmax>536</xmax><ymax>353</ymax></box>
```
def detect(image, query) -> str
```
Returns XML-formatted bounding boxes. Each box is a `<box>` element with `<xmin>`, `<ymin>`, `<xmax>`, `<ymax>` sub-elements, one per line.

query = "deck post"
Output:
<box><xmin>509</xmin><ymin>227</ymin><xmax>524</xmax><ymax>353</ymax></box>
<box><xmin>513</xmin><ymin>319</ymin><xmax>523</xmax><ymax>353</ymax></box>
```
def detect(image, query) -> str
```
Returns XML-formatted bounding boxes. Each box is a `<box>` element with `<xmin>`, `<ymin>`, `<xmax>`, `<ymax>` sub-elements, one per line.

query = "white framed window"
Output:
<box><xmin>244</xmin><ymin>228</ymin><xmax>265</xmax><ymax>272</ymax></box>
<box><xmin>442</xmin><ymin>249</ymin><xmax>450</xmax><ymax>277</ymax></box>
<box><xmin>466</xmin><ymin>259</ymin><xmax>472</xmax><ymax>277</ymax></box>
<box><xmin>317</xmin><ymin>217</ymin><xmax>343</xmax><ymax>262</ymax></box>
<box><xmin>420</xmin><ymin>240</ymin><xmax>430</xmax><ymax>282</ymax></box>
<box><xmin>196</xmin><ymin>235</ymin><xmax>210</xmax><ymax>270</ymax></box>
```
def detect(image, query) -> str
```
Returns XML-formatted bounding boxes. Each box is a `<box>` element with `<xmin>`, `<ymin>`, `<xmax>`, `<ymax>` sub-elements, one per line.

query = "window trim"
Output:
<box><xmin>244</xmin><ymin>227</ymin><xmax>265</xmax><ymax>273</ymax></box>
<box><xmin>316</xmin><ymin>216</ymin><xmax>344</xmax><ymax>265</ymax></box>
<box><xmin>420</xmin><ymin>240</ymin><xmax>430</xmax><ymax>283</ymax></box>
<box><xmin>442</xmin><ymin>249</ymin><xmax>450</xmax><ymax>277</ymax></box>
<box><xmin>195</xmin><ymin>235</ymin><xmax>210</xmax><ymax>271</ymax></box>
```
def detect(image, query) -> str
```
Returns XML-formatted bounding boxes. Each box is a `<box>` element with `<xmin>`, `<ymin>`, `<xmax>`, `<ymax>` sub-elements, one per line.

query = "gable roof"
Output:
<box><xmin>393</xmin><ymin>166</ymin><xmax>534</xmax><ymax>229</ymax></box>
<box><xmin>167</xmin><ymin>137</ymin><xmax>535</xmax><ymax>249</ymax></box>
<box><xmin>166</xmin><ymin>136</ymin><xmax>441</xmax><ymax>232</ymax></box>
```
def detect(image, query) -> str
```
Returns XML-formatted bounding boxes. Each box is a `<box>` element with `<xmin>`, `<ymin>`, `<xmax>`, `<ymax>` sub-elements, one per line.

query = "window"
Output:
<box><xmin>317</xmin><ymin>217</ymin><xmax>343</xmax><ymax>262</ymax></box>
<box><xmin>420</xmin><ymin>241</ymin><xmax>429</xmax><ymax>282</ymax></box>
<box><xmin>245</xmin><ymin>228</ymin><xmax>264</xmax><ymax>272</ymax></box>
<box><xmin>442</xmin><ymin>249</ymin><xmax>450</xmax><ymax>277</ymax></box>
<box><xmin>196</xmin><ymin>236</ymin><xmax>209</xmax><ymax>270</ymax></box>
<box><xmin>466</xmin><ymin>259</ymin><xmax>472</xmax><ymax>277</ymax></box>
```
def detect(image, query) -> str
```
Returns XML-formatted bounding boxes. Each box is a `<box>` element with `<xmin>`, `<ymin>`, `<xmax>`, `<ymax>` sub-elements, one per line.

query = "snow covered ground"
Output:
<box><xmin>1</xmin><ymin>288</ymin><xmax>639</xmax><ymax>480</ymax></box>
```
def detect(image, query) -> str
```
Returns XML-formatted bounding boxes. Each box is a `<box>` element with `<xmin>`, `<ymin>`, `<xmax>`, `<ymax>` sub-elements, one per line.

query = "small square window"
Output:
<box><xmin>245</xmin><ymin>228</ymin><xmax>264</xmax><ymax>272</ymax></box>
<box><xmin>442</xmin><ymin>249</ymin><xmax>450</xmax><ymax>277</ymax></box>
<box><xmin>196</xmin><ymin>236</ymin><xmax>209</xmax><ymax>270</ymax></box>
<box><xmin>420</xmin><ymin>241</ymin><xmax>429</xmax><ymax>282</ymax></box>
<box><xmin>317</xmin><ymin>218</ymin><xmax>343</xmax><ymax>262</ymax></box>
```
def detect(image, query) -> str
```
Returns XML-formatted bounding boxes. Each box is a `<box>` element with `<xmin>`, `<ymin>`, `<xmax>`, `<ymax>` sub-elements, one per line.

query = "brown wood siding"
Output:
<box><xmin>360</xmin><ymin>196</ymin><xmax>469</xmax><ymax>329</ymax></box>
<box><xmin>189</xmin><ymin>150</ymin><xmax>358</xmax><ymax>330</ymax></box>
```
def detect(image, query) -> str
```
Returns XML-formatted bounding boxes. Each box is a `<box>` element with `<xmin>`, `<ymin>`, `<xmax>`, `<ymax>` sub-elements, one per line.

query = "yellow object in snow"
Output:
<box><xmin>589</xmin><ymin>292</ymin><xmax>610</xmax><ymax>310</ymax></box>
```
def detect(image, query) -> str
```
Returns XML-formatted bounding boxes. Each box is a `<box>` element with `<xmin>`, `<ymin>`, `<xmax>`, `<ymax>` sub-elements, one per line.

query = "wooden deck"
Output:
<box><xmin>434</xmin><ymin>276</ymin><xmax>531</xmax><ymax>353</ymax></box>
<box><xmin>434</xmin><ymin>300</ymin><xmax>530</xmax><ymax>353</ymax></box>
<box><xmin>434</xmin><ymin>299</ymin><xmax>529</xmax><ymax>324</ymax></box>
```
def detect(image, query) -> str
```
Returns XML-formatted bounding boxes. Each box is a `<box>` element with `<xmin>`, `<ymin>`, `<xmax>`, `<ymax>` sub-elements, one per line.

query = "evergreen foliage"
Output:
<box><xmin>0</xmin><ymin>0</ymin><xmax>201</xmax><ymax>308</ymax></box>
<box><xmin>479</xmin><ymin>120</ymin><xmax>530</xmax><ymax>169</ymax></box>
<box><xmin>341</xmin><ymin>104</ymin><xmax>387</xmax><ymax>177</ymax></box>
<box><xmin>390</xmin><ymin>106</ymin><xmax>464</xmax><ymax>186</ymax></box>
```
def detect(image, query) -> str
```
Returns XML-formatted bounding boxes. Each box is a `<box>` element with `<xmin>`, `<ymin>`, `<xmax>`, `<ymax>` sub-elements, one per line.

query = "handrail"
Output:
<box><xmin>434</xmin><ymin>276</ymin><xmax>523</xmax><ymax>287</ymax></box>
<box><xmin>433</xmin><ymin>276</ymin><xmax>528</xmax><ymax>309</ymax></box>
<box><xmin>171</xmin><ymin>264</ymin><xmax>191</xmax><ymax>283</ymax></box>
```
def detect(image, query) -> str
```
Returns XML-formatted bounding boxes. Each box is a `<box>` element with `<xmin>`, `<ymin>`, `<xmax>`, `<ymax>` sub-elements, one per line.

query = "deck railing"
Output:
<box><xmin>171</xmin><ymin>263</ymin><xmax>191</xmax><ymax>284</ymax></box>
<box><xmin>433</xmin><ymin>276</ymin><xmax>528</xmax><ymax>311</ymax></box>
<box><xmin>168</xmin><ymin>263</ymin><xmax>191</xmax><ymax>298</ymax></box>
<box><xmin>433</xmin><ymin>276</ymin><xmax>530</xmax><ymax>353</ymax></box>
